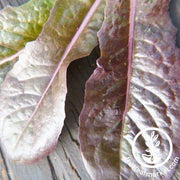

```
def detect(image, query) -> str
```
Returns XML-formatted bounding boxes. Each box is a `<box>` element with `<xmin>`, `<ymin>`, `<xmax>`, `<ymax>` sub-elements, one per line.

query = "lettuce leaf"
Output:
<box><xmin>0</xmin><ymin>0</ymin><xmax>55</xmax><ymax>60</ymax></box>
<box><xmin>0</xmin><ymin>0</ymin><xmax>105</xmax><ymax>163</ymax></box>
<box><xmin>79</xmin><ymin>0</ymin><xmax>180</xmax><ymax>179</ymax></box>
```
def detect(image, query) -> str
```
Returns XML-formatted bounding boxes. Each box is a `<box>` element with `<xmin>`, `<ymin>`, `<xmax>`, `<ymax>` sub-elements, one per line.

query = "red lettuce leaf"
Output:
<box><xmin>79</xmin><ymin>0</ymin><xmax>180</xmax><ymax>179</ymax></box>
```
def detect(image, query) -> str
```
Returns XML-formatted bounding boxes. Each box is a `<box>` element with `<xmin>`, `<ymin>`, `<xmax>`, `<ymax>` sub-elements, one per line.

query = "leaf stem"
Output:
<box><xmin>119</xmin><ymin>0</ymin><xmax>137</xmax><ymax>170</ymax></box>
<box><xmin>0</xmin><ymin>49</ymin><xmax>24</xmax><ymax>65</ymax></box>
<box><xmin>121</xmin><ymin>0</ymin><xmax>136</xmax><ymax>131</ymax></box>
<box><xmin>14</xmin><ymin>0</ymin><xmax>103</xmax><ymax>149</ymax></box>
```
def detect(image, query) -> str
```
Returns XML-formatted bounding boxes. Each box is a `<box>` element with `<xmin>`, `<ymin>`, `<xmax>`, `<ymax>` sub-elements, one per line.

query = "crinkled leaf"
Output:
<box><xmin>0</xmin><ymin>0</ymin><xmax>105</xmax><ymax>163</ymax></box>
<box><xmin>79</xmin><ymin>0</ymin><xmax>180</xmax><ymax>179</ymax></box>
<box><xmin>0</xmin><ymin>0</ymin><xmax>56</xmax><ymax>90</ymax></box>
<box><xmin>0</xmin><ymin>0</ymin><xmax>56</xmax><ymax>60</ymax></box>
<box><xmin>80</xmin><ymin>0</ymin><xmax>128</xmax><ymax>178</ymax></box>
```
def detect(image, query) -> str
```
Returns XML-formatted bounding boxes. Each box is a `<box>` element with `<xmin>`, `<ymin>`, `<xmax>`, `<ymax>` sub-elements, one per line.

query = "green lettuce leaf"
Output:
<box><xmin>0</xmin><ymin>0</ymin><xmax>56</xmax><ymax>60</ymax></box>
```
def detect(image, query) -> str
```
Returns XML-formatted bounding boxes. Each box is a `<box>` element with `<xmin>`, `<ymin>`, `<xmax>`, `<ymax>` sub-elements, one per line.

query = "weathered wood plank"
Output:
<box><xmin>0</xmin><ymin>148</ymin><xmax>9</xmax><ymax>180</ymax></box>
<box><xmin>0</xmin><ymin>0</ymin><xmax>28</xmax><ymax>7</ymax></box>
<box><xmin>4</xmin><ymin>156</ymin><xmax>53</xmax><ymax>180</ymax></box>
<box><xmin>49</xmin><ymin>47</ymin><xmax>99</xmax><ymax>180</ymax></box>
<box><xmin>49</xmin><ymin>141</ymin><xmax>81</xmax><ymax>180</ymax></box>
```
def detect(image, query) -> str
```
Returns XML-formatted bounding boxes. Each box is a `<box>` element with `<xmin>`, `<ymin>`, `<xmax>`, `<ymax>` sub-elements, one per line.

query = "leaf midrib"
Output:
<box><xmin>14</xmin><ymin>0</ymin><xmax>104</xmax><ymax>149</ymax></box>
<box><xmin>119</xmin><ymin>0</ymin><xmax>137</xmax><ymax>174</ymax></box>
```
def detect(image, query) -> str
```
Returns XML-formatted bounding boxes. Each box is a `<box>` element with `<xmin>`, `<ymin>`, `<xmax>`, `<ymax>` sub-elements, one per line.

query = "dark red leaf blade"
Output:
<box><xmin>80</xmin><ymin>0</ymin><xmax>129</xmax><ymax>179</ymax></box>
<box><xmin>79</xmin><ymin>0</ymin><xmax>180</xmax><ymax>179</ymax></box>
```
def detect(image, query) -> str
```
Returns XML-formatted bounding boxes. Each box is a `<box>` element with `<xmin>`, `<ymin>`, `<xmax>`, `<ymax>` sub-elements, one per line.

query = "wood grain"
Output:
<box><xmin>0</xmin><ymin>0</ymin><xmax>99</xmax><ymax>179</ymax></box>
<box><xmin>0</xmin><ymin>148</ymin><xmax>9</xmax><ymax>180</ymax></box>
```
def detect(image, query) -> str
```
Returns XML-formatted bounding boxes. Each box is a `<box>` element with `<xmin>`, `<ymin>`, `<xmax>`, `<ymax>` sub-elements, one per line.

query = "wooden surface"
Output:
<box><xmin>0</xmin><ymin>1</ymin><xmax>99</xmax><ymax>179</ymax></box>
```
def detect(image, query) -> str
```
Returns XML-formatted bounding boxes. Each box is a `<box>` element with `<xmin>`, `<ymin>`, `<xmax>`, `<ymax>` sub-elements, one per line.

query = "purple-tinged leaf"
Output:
<box><xmin>0</xmin><ymin>0</ymin><xmax>105</xmax><ymax>163</ymax></box>
<box><xmin>80</xmin><ymin>0</ymin><xmax>129</xmax><ymax>179</ymax></box>
<box><xmin>79</xmin><ymin>0</ymin><xmax>180</xmax><ymax>179</ymax></box>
